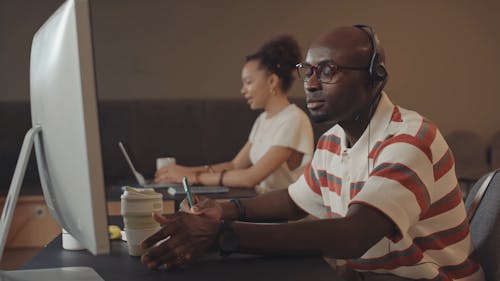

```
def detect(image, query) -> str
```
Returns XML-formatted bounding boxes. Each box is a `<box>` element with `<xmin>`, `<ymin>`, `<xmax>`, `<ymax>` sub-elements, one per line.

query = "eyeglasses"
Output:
<box><xmin>296</xmin><ymin>61</ymin><xmax>367</xmax><ymax>84</ymax></box>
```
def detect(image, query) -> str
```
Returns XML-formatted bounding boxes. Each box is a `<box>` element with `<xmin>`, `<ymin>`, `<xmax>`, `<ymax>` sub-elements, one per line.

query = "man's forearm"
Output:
<box><xmin>231</xmin><ymin>204</ymin><xmax>395</xmax><ymax>259</ymax></box>
<box><xmin>232</xmin><ymin>219</ymin><xmax>355</xmax><ymax>258</ymax></box>
<box><xmin>221</xmin><ymin>189</ymin><xmax>307</xmax><ymax>222</ymax></box>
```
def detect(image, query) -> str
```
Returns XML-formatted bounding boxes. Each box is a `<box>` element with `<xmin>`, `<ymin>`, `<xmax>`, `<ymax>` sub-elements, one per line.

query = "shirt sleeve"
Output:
<box><xmin>288</xmin><ymin>162</ymin><xmax>327</xmax><ymax>218</ymax></box>
<box><xmin>349</xmin><ymin>138</ymin><xmax>435</xmax><ymax>242</ymax></box>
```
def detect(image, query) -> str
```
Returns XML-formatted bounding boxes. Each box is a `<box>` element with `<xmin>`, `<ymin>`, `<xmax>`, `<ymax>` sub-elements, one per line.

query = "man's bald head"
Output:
<box><xmin>302</xmin><ymin>25</ymin><xmax>388</xmax><ymax>127</ymax></box>
<box><xmin>308</xmin><ymin>25</ymin><xmax>386</xmax><ymax>70</ymax></box>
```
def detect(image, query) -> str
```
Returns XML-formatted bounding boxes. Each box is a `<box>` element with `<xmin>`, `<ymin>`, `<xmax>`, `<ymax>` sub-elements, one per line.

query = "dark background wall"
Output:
<box><xmin>1</xmin><ymin>0</ymin><xmax>499</xmax><ymax>139</ymax></box>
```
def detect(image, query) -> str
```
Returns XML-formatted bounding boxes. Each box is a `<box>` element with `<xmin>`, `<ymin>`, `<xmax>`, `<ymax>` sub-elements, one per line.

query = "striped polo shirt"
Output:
<box><xmin>288</xmin><ymin>93</ymin><xmax>484</xmax><ymax>280</ymax></box>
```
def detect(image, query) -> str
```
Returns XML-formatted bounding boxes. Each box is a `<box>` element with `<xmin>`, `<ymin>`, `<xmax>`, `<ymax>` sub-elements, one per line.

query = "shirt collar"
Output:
<box><xmin>340</xmin><ymin>91</ymin><xmax>395</xmax><ymax>157</ymax></box>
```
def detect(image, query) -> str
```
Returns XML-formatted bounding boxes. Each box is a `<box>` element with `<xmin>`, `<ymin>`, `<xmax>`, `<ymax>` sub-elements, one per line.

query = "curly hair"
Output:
<box><xmin>245</xmin><ymin>35</ymin><xmax>302</xmax><ymax>92</ymax></box>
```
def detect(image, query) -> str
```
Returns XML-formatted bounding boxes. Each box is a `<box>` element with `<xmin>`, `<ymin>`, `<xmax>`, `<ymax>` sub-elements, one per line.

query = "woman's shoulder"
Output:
<box><xmin>254</xmin><ymin>110</ymin><xmax>267</xmax><ymax>122</ymax></box>
<box><xmin>259</xmin><ymin>104</ymin><xmax>310</xmax><ymax>126</ymax></box>
<box><xmin>267</xmin><ymin>104</ymin><xmax>312</xmax><ymax>131</ymax></box>
<box><xmin>286</xmin><ymin>104</ymin><xmax>311</xmax><ymax>122</ymax></box>
<box><xmin>280</xmin><ymin>103</ymin><xmax>305</xmax><ymax>117</ymax></box>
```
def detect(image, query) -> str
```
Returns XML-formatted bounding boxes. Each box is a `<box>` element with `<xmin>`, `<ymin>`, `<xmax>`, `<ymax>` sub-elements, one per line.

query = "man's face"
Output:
<box><xmin>303</xmin><ymin>45</ymin><xmax>370</xmax><ymax>124</ymax></box>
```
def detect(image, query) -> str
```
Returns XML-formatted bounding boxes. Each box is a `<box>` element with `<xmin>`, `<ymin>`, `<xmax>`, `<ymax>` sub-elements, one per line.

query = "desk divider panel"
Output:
<box><xmin>202</xmin><ymin>99</ymin><xmax>259</xmax><ymax>165</ymax></box>
<box><xmin>134</xmin><ymin>100</ymin><xmax>205</xmax><ymax>178</ymax></box>
<box><xmin>0</xmin><ymin>98</ymin><xmax>332</xmax><ymax>194</ymax></box>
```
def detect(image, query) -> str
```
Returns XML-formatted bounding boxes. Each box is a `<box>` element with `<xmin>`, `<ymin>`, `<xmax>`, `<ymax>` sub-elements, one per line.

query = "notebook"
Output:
<box><xmin>167</xmin><ymin>185</ymin><xmax>228</xmax><ymax>196</ymax></box>
<box><xmin>118</xmin><ymin>141</ymin><xmax>229</xmax><ymax>194</ymax></box>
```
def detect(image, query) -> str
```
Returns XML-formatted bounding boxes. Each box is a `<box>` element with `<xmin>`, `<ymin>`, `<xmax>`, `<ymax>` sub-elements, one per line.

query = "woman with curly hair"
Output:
<box><xmin>155</xmin><ymin>35</ymin><xmax>313</xmax><ymax>194</ymax></box>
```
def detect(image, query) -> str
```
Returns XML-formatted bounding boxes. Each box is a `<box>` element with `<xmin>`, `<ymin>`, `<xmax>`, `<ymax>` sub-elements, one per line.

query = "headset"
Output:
<box><xmin>352</xmin><ymin>24</ymin><xmax>388</xmax><ymax>121</ymax></box>
<box><xmin>352</xmin><ymin>24</ymin><xmax>388</xmax><ymax>83</ymax></box>
<box><xmin>350</xmin><ymin>25</ymin><xmax>389</xmax><ymax>175</ymax></box>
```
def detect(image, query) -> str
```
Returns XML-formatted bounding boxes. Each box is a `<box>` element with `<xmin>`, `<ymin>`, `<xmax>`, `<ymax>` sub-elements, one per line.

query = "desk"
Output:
<box><xmin>107</xmin><ymin>185</ymin><xmax>257</xmax><ymax>211</ymax></box>
<box><xmin>21</xmin><ymin>236</ymin><xmax>343</xmax><ymax>281</ymax></box>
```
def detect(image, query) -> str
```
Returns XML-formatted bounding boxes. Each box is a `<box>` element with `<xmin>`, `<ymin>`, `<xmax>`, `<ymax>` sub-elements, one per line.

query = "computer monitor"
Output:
<box><xmin>0</xmin><ymin>0</ymin><xmax>109</xmax><ymax>261</ymax></box>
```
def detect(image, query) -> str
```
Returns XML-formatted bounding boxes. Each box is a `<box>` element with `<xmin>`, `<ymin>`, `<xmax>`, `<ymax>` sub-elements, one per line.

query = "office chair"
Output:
<box><xmin>489</xmin><ymin>131</ymin><xmax>500</xmax><ymax>169</ymax></box>
<box><xmin>464</xmin><ymin>169</ymin><xmax>500</xmax><ymax>281</ymax></box>
<box><xmin>446</xmin><ymin>130</ymin><xmax>489</xmax><ymax>197</ymax></box>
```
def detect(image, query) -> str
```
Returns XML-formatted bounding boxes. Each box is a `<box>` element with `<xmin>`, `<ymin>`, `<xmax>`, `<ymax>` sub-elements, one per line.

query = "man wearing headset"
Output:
<box><xmin>140</xmin><ymin>26</ymin><xmax>484</xmax><ymax>281</ymax></box>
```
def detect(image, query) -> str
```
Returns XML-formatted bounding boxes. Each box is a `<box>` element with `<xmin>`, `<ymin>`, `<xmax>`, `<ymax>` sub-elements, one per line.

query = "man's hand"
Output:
<box><xmin>179</xmin><ymin>195</ymin><xmax>223</xmax><ymax>221</ymax></box>
<box><xmin>140</xmin><ymin>212</ymin><xmax>220</xmax><ymax>270</ymax></box>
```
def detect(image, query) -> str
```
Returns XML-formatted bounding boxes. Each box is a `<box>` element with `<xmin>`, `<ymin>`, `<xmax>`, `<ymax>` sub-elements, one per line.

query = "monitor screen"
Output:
<box><xmin>30</xmin><ymin>0</ymin><xmax>109</xmax><ymax>255</ymax></box>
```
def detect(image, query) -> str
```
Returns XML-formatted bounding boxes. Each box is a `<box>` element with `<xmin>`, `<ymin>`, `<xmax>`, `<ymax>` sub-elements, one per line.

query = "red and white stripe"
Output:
<box><xmin>289</xmin><ymin>93</ymin><xmax>483</xmax><ymax>280</ymax></box>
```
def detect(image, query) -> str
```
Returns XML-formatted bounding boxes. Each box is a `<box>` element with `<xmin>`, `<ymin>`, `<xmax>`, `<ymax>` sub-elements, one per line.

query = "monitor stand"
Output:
<box><xmin>0</xmin><ymin>126</ymin><xmax>104</xmax><ymax>280</ymax></box>
<box><xmin>0</xmin><ymin>126</ymin><xmax>41</xmax><ymax>261</ymax></box>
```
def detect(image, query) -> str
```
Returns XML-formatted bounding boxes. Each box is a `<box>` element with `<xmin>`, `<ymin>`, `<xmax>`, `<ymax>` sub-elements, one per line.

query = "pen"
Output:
<box><xmin>182</xmin><ymin>176</ymin><xmax>194</xmax><ymax>208</ymax></box>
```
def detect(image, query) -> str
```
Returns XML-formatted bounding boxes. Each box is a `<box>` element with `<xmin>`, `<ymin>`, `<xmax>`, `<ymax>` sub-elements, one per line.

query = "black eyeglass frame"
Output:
<box><xmin>295</xmin><ymin>61</ymin><xmax>368</xmax><ymax>84</ymax></box>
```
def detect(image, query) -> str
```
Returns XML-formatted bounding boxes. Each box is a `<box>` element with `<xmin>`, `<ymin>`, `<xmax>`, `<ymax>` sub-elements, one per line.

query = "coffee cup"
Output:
<box><xmin>124</xmin><ymin>227</ymin><xmax>160</xmax><ymax>256</ymax></box>
<box><xmin>121</xmin><ymin>187</ymin><xmax>163</xmax><ymax>256</ymax></box>
<box><xmin>62</xmin><ymin>228</ymin><xmax>85</xmax><ymax>251</ymax></box>
<box><xmin>156</xmin><ymin>157</ymin><xmax>176</xmax><ymax>170</ymax></box>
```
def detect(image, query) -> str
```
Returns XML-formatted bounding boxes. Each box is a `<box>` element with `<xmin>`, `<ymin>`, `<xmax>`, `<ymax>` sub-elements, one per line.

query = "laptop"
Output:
<box><xmin>118</xmin><ymin>141</ymin><xmax>172</xmax><ymax>188</ymax></box>
<box><xmin>118</xmin><ymin>142</ymin><xmax>229</xmax><ymax>195</ymax></box>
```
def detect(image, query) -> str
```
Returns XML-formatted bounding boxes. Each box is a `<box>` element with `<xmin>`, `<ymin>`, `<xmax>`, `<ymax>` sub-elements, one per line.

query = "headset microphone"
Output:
<box><xmin>352</xmin><ymin>24</ymin><xmax>389</xmax><ymax>121</ymax></box>
<box><xmin>353</xmin><ymin>76</ymin><xmax>388</xmax><ymax>121</ymax></box>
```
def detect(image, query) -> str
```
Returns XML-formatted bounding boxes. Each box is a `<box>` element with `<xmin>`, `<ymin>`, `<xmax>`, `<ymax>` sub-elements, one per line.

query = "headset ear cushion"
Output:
<box><xmin>370</xmin><ymin>54</ymin><xmax>385</xmax><ymax>81</ymax></box>
<box><xmin>373</xmin><ymin>64</ymin><xmax>387</xmax><ymax>81</ymax></box>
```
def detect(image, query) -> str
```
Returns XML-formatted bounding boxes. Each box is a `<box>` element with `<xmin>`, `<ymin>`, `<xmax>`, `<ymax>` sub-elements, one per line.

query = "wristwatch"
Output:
<box><xmin>217</xmin><ymin>220</ymin><xmax>239</xmax><ymax>257</ymax></box>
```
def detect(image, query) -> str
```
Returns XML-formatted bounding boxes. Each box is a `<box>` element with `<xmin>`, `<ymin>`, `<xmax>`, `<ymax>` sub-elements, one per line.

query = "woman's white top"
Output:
<box><xmin>249</xmin><ymin>104</ymin><xmax>314</xmax><ymax>194</ymax></box>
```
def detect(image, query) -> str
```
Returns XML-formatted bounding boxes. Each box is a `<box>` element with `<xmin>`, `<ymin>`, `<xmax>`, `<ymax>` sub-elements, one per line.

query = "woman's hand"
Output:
<box><xmin>140</xmin><ymin>212</ymin><xmax>220</xmax><ymax>270</ymax></box>
<box><xmin>154</xmin><ymin>164</ymin><xmax>195</xmax><ymax>184</ymax></box>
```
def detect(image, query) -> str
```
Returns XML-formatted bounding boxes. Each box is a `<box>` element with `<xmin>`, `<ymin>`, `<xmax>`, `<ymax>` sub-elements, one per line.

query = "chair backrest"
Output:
<box><xmin>446</xmin><ymin>130</ymin><xmax>490</xmax><ymax>198</ymax></box>
<box><xmin>490</xmin><ymin>131</ymin><xmax>500</xmax><ymax>169</ymax></box>
<box><xmin>464</xmin><ymin>170</ymin><xmax>500</xmax><ymax>281</ymax></box>
<box><xmin>446</xmin><ymin>130</ymin><xmax>489</xmax><ymax>180</ymax></box>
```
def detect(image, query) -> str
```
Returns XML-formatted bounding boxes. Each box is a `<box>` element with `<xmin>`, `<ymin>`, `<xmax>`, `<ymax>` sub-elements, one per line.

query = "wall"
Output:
<box><xmin>1</xmin><ymin>0</ymin><xmax>499</xmax><ymax>139</ymax></box>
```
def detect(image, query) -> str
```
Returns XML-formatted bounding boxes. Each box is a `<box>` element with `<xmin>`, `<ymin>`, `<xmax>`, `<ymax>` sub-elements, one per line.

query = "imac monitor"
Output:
<box><xmin>29</xmin><ymin>0</ymin><xmax>109</xmax><ymax>255</ymax></box>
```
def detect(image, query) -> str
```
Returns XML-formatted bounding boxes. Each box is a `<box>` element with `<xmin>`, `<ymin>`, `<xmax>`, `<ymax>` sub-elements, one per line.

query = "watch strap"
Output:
<box><xmin>229</xmin><ymin>199</ymin><xmax>246</xmax><ymax>220</ymax></box>
<box><xmin>217</xmin><ymin>219</ymin><xmax>239</xmax><ymax>257</ymax></box>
